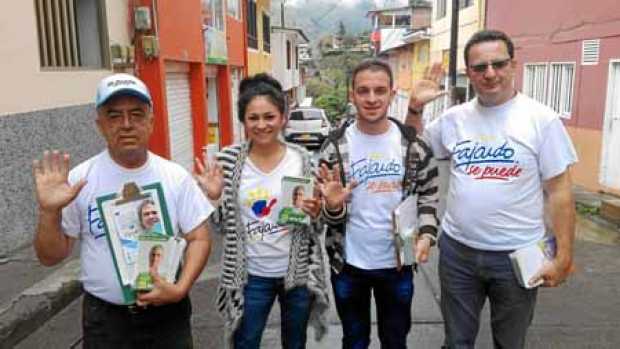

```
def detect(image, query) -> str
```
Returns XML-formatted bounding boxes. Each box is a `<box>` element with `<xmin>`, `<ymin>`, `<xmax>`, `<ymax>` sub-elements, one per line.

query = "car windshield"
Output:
<box><xmin>290</xmin><ymin>109</ymin><xmax>323</xmax><ymax>121</ymax></box>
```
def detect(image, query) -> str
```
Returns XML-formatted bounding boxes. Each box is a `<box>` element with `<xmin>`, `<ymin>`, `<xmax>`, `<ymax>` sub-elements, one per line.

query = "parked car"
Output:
<box><xmin>284</xmin><ymin>107</ymin><xmax>331</xmax><ymax>148</ymax></box>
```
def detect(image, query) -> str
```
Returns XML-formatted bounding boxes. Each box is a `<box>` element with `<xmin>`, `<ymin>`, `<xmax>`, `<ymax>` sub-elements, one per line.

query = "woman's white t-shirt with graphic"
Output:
<box><xmin>241</xmin><ymin>147</ymin><xmax>303</xmax><ymax>277</ymax></box>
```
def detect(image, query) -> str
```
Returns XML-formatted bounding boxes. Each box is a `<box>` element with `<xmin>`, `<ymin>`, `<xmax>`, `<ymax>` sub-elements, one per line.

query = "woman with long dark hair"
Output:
<box><xmin>195</xmin><ymin>74</ymin><xmax>329</xmax><ymax>348</ymax></box>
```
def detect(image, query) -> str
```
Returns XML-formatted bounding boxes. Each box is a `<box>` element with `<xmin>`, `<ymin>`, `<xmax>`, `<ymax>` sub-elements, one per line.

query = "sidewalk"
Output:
<box><xmin>3</xmin><ymin>188</ymin><xmax>620</xmax><ymax>348</ymax></box>
<box><xmin>264</xmin><ymin>220</ymin><xmax>620</xmax><ymax>348</ymax></box>
<box><xmin>0</xmin><ymin>248</ymin><xmax>81</xmax><ymax>349</ymax></box>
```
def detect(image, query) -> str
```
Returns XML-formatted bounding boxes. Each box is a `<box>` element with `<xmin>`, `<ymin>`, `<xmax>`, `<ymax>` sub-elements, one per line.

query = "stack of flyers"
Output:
<box><xmin>97</xmin><ymin>182</ymin><xmax>186</xmax><ymax>303</ymax></box>
<box><xmin>134</xmin><ymin>234</ymin><xmax>187</xmax><ymax>291</ymax></box>
<box><xmin>509</xmin><ymin>235</ymin><xmax>557</xmax><ymax>289</ymax></box>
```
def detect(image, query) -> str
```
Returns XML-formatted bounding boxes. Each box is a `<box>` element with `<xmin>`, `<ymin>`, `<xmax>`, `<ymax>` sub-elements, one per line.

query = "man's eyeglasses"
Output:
<box><xmin>469</xmin><ymin>58</ymin><xmax>512</xmax><ymax>73</ymax></box>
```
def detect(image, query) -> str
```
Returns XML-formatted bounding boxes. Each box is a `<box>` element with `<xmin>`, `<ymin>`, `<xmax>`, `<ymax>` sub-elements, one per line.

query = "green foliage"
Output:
<box><xmin>314</xmin><ymin>87</ymin><xmax>347</xmax><ymax>122</ymax></box>
<box><xmin>305</xmin><ymin>78</ymin><xmax>332</xmax><ymax>98</ymax></box>
<box><xmin>305</xmin><ymin>42</ymin><xmax>371</xmax><ymax>123</ymax></box>
<box><xmin>576</xmin><ymin>202</ymin><xmax>600</xmax><ymax>216</ymax></box>
<box><xmin>338</xmin><ymin>21</ymin><xmax>346</xmax><ymax>37</ymax></box>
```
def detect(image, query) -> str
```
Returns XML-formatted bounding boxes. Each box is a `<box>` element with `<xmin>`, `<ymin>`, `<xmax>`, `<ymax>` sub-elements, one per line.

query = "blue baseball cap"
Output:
<box><xmin>95</xmin><ymin>73</ymin><xmax>152</xmax><ymax>108</ymax></box>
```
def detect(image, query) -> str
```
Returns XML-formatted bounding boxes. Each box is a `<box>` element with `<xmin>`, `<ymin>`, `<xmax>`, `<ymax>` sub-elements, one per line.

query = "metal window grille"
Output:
<box><xmin>548</xmin><ymin>63</ymin><xmax>575</xmax><ymax>117</ymax></box>
<box><xmin>523</xmin><ymin>63</ymin><xmax>548</xmax><ymax>104</ymax></box>
<box><xmin>35</xmin><ymin>0</ymin><xmax>80</xmax><ymax>68</ymax></box>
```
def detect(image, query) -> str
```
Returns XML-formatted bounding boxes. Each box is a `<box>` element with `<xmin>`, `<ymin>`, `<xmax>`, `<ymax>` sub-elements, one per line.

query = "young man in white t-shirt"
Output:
<box><xmin>319</xmin><ymin>59</ymin><xmax>439</xmax><ymax>348</ymax></box>
<box><xmin>408</xmin><ymin>30</ymin><xmax>578</xmax><ymax>348</ymax></box>
<box><xmin>32</xmin><ymin>74</ymin><xmax>213</xmax><ymax>348</ymax></box>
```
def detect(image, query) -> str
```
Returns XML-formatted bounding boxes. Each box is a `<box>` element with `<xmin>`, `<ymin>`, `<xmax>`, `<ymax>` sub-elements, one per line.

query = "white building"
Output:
<box><xmin>271</xmin><ymin>26</ymin><xmax>309</xmax><ymax>108</ymax></box>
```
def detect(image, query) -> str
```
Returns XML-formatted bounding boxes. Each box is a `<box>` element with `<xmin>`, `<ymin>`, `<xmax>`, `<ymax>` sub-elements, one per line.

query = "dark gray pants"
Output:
<box><xmin>439</xmin><ymin>234</ymin><xmax>538</xmax><ymax>349</ymax></box>
<box><xmin>82</xmin><ymin>292</ymin><xmax>193</xmax><ymax>349</ymax></box>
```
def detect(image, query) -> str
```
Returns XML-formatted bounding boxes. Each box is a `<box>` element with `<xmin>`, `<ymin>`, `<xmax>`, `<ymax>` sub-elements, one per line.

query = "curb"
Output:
<box><xmin>0</xmin><ymin>259</ymin><xmax>82</xmax><ymax>349</ymax></box>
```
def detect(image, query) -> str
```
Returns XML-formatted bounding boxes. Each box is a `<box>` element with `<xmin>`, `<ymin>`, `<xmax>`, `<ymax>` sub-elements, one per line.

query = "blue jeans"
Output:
<box><xmin>331</xmin><ymin>264</ymin><xmax>414</xmax><ymax>349</ymax></box>
<box><xmin>234</xmin><ymin>274</ymin><xmax>311</xmax><ymax>349</ymax></box>
<box><xmin>439</xmin><ymin>233</ymin><xmax>538</xmax><ymax>349</ymax></box>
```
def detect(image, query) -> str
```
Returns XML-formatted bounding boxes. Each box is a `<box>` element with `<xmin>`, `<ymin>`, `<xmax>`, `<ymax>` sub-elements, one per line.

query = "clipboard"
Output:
<box><xmin>96</xmin><ymin>182</ymin><xmax>174</xmax><ymax>304</ymax></box>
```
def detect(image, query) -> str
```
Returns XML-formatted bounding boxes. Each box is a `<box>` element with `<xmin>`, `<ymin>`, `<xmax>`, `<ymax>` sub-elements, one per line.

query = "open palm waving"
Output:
<box><xmin>33</xmin><ymin>150</ymin><xmax>86</xmax><ymax>212</ymax></box>
<box><xmin>318</xmin><ymin>163</ymin><xmax>356</xmax><ymax>211</ymax></box>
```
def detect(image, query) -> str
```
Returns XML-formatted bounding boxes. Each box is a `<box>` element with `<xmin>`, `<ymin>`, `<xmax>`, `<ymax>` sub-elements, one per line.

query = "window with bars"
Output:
<box><xmin>523</xmin><ymin>63</ymin><xmax>548</xmax><ymax>104</ymax></box>
<box><xmin>246</xmin><ymin>0</ymin><xmax>257</xmax><ymax>49</ymax></box>
<box><xmin>262</xmin><ymin>13</ymin><xmax>270</xmax><ymax>53</ymax></box>
<box><xmin>35</xmin><ymin>0</ymin><xmax>108</xmax><ymax>69</ymax></box>
<box><xmin>547</xmin><ymin>63</ymin><xmax>575</xmax><ymax>118</ymax></box>
<box><xmin>437</xmin><ymin>0</ymin><xmax>447</xmax><ymax>19</ymax></box>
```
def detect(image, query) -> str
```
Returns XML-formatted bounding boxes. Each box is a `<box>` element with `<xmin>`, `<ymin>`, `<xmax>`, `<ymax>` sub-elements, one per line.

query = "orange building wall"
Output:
<box><xmin>157</xmin><ymin>0</ymin><xmax>204</xmax><ymax>61</ymax></box>
<box><xmin>227</xmin><ymin>17</ymin><xmax>246</xmax><ymax>67</ymax></box>
<box><xmin>134</xmin><ymin>0</ymin><xmax>208</xmax><ymax>167</ymax></box>
<box><xmin>217</xmin><ymin>66</ymin><xmax>233</xmax><ymax>146</ymax></box>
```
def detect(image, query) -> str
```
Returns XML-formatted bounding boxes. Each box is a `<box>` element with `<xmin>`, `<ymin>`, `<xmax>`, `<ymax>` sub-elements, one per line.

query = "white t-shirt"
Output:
<box><xmin>345</xmin><ymin>123</ymin><xmax>404</xmax><ymax>269</ymax></box>
<box><xmin>425</xmin><ymin>93</ymin><xmax>578</xmax><ymax>250</ymax></box>
<box><xmin>241</xmin><ymin>147</ymin><xmax>303</xmax><ymax>277</ymax></box>
<box><xmin>61</xmin><ymin>150</ymin><xmax>213</xmax><ymax>304</ymax></box>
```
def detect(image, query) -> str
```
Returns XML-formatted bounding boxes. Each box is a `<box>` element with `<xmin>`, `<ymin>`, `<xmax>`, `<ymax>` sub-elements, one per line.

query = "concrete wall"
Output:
<box><xmin>0</xmin><ymin>1</ymin><xmax>130</xmax><ymax>254</ymax></box>
<box><xmin>0</xmin><ymin>105</ymin><xmax>104</xmax><ymax>255</ymax></box>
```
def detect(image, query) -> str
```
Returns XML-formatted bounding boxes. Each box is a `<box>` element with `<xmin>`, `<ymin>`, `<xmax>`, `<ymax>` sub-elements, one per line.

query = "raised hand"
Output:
<box><xmin>194</xmin><ymin>157</ymin><xmax>224</xmax><ymax>201</ymax></box>
<box><xmin>410</xmin><ymin>62</ymin><xmax>448</xmax><ymax>107</ymax></box>
<box><xmin>32</xmin><ymin>150</ymin><xmax>85</xmax><ymax>212</ymax></box>
<box><xmin>317</xmin><ymin>163</ymin><xmax>355</xmax><ymax>211</ymax></box>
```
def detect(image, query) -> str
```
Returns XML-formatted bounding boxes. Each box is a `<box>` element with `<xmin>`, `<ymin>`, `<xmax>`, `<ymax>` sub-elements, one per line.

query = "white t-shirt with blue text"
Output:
<box><xmin>345</xmin><ymin>123</ymin><xmax>404</xmax><ymax>270</ymax></box>
<box><xmin>61</xmin><ymin>151</ymin><xmax>213</xmax><ymax>304</ymax></box>
<box><xmin>425</xmin><ymin>93</ymin><xmax>578</xmax><ymax>251</ymax></box>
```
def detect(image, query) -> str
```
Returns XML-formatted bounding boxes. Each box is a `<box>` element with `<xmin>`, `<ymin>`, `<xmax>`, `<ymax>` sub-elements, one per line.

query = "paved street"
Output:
<box><xmin>13</xmin><ymin>213</ymin><xmax>620</xmax><ymax>348</ymax></box>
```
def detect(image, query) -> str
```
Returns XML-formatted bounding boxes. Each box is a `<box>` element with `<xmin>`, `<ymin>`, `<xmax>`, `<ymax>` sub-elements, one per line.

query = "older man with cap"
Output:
<box><xmin>32</xmin><ymin>73</ymin><xmax>213</xmax><ymax>348</ymax></box>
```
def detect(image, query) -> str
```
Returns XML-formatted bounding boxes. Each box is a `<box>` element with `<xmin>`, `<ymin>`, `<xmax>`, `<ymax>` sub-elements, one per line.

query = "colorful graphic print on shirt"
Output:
<box><xmin>243</xmin><ymin>187</ymin><xmax>287</xmax><ymax>242</ymax></box>
<box><xmin>349</xmin><ymin>152</ymin><xmax>403</xmax><ymax>193</ymax></box>
<box><xmin>453</xmin><ymin>136</ymin><xmax>523</xmax><ymax>181</ymax></box>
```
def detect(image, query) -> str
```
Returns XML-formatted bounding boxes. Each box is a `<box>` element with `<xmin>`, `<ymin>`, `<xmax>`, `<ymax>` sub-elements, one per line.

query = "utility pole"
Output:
<box><xmin>449</xmin><ymin>0</ymin><xmax>459</xmax><ymax>106</ymax></box>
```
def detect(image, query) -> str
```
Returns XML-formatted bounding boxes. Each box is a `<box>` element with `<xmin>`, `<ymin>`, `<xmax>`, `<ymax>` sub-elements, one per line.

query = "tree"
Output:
<box><xmin>338</xmin><ymin>21</ymin><xmax>346</xmax><ymax>37</ymax></box>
